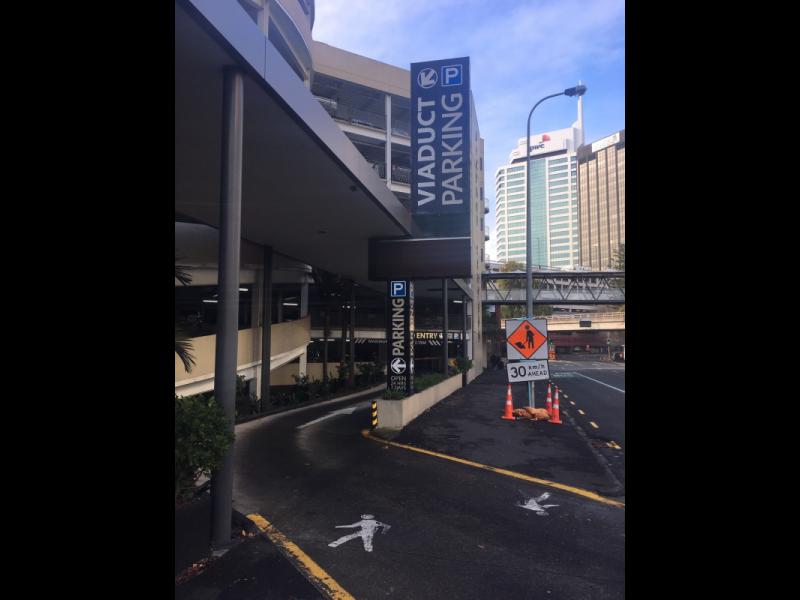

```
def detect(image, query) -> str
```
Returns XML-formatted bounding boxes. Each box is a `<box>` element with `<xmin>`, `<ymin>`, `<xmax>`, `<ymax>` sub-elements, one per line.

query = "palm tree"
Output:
<box><xmin>175</xmin><ymin>257</ymin><xmax>197</xmax><ymax>372</ymax></box>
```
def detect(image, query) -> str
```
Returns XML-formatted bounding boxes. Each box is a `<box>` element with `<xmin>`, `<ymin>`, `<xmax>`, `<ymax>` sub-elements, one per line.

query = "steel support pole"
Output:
<box><xmin>349</xmin><ymin>285</ymin><xmax>355</xmax><ymax>386</ymax></box>
<box><xmin>525</xmin><ymin>92</ymin><xmax>563</xmax><ymax>408</ymax></box>
<box><xmin>462</xmin><ymin>294</ymin><xmax>467</xmax><ymax>387</ymax></box>
<box><xmin>442</xmin><ymin>279</ymin><xmax>448</xmax><ymax>374</ymax></box>
<box><xmin>385</xmin><ymin>94</ymin><xmax>392</xmax><ymax>184</ymax></box>
<box><xmin>210</xmin><ymin>67</ymin><xmax>244</xmax><ymax>550</ymax></box>
<box><xmin>260</xmin><ymin>245</ymin><xmax>273</xmax><ymax>404</ymax></box>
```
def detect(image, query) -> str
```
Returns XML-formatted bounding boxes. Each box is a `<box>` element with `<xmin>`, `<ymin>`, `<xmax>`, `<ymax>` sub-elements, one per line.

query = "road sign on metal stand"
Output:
<box><xmin>505</xmin><ymin>318</ymin><xmax>549</xmax><ymax>407</ymax></box>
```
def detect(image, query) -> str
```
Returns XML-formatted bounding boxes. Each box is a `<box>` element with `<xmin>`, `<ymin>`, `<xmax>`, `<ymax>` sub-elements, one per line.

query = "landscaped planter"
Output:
<box><xmin>377</xmin><ymin>373</ymin><xmax>463</xmax><ymax>430</ymax></box>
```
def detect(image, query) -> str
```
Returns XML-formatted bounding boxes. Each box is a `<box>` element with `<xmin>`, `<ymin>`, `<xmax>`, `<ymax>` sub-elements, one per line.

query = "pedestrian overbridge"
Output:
<box><xmin>545</xmin><ymin>312</ymin><xmax>625</xmax><ymax>331</ymax></box>
<box><xmin>483</xmin><ymin>271</ymin><xmax>624</xmax><ymax>305</ymax></box>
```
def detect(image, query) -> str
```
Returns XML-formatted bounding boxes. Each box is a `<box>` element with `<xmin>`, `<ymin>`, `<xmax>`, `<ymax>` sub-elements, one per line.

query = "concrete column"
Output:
<box><xmin>348</xmin><ymin>285</ymin><xmax>355</xmax><ymax>386</ymax></box>
<box><xmin>211</xmin><ymin>68</ymin><xmax>244</xmax><ymax>550</ymax></box>
<box><xmin>461</xmin><ymin>294</ymin><xmax>467</xmax><ymax>386</ymax></box>
<box><xmin>251</xmin><ymin>269</ymin><xmax>262</xmax><ymax>392</ymax></box>
<box><xmin>300</xmin><ymin>281</ymin><xmax>309</xmax><ymax>317</ymax></box>
<box><xmin>260</xmin><ymin>246</ymin><xmax>273</xmax><ymax>403</ymax></box>
<box><xmin>257</xmin><ymin>0</ymin><xmax>269</xmax><ymax>34</ymax></box>
<box><xmin>298</xmin><ymin>280</ymin><xmax>309</xmax><ymax>377</ymax></box>
<box><xmin>385</xmin><ymin>94</ymin><xmax>392</xmax><ymax>185</ymax></box>
<box><xmin>298</xmin><ymin>351</ymin><xmax>307</xmax><ymax>378</ymax></box>
<box><xmin>340</xmin><ymin>303</ymin><xmax>347</xmax><ymax>378</ymax></box>
<box><xmin>442</xmin><ymin>279</ymin><xmax>448</xmax><ymax>374</ymax></box>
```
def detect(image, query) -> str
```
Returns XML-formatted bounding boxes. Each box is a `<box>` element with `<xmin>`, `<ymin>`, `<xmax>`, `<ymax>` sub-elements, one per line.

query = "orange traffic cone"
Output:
<box><xmin>550</xmin><ymin>387</ymin><xmax>562</xmax><ymax>424</ymax></box>
<box><xmin>501</xmin><ymin>384</ymin><xmax>516</xmax><ymax>420</ymax></box>
<box><xmin>546</xmin><ymin>384</ymin><xmax>553</xmax><ymax>416</ymax></box>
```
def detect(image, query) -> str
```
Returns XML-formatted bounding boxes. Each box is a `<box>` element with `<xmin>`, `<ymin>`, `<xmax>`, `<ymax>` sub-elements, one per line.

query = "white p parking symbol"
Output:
<box><xmin>441</xmin><ymin>65</ymin><xmax>462</xmax><ymax>87</ymax></box>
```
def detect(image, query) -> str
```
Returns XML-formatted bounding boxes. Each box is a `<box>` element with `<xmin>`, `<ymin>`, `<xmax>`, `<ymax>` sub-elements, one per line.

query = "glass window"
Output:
<box><xmin>549</xmin><ymin>157</ymin><xmax>568</xmax><ymax>165</ymax></box>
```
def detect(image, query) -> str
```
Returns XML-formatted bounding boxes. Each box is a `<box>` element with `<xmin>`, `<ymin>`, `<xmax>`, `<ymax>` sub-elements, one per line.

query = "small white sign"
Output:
<box><xmin>507</xmin><ymin>359</ymin><xmax>550</xmax><ymax>383</ymax></box>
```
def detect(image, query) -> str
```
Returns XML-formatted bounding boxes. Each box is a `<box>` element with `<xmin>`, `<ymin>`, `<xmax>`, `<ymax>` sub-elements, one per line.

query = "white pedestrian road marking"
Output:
<box><xmin>574</xmin><ymin>372</ymin><xmax>625</xmax><ymax>393</ymax></box>
<box><xmin>328</xmin><ymin>514</ymin><xmax>391</xmax><ymax>552</ymax></box>
<box><xmin>518</xmin><ymin>491</ymin><xmax>559</xmax><ymax>516</ymax></box>
<box><xmin>296</xmin><ymin>402</ymin><xmax>369</xmax><ymax>429</ymax></box>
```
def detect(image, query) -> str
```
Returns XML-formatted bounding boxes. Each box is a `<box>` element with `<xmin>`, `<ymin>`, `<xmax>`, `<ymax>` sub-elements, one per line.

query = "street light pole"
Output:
<box><xmin>525</xmin><ymin>84</ymin><xmax>586</xmax><ymax>407</ymax></box>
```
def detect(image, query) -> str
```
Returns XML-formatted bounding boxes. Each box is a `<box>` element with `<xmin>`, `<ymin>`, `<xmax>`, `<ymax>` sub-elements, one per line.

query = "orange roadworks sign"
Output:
<box><xmin>505</xmin><ymin>318</ymin><xmax>548</xmax><ymax>360</ymax></box>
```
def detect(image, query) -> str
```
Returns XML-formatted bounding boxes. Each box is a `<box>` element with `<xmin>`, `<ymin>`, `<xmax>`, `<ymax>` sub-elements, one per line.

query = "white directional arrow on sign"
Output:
<box><xmin>418</xmin><ymin>68</ymin><xmax>437</xmax><ymax>88</ymax></box>
<box><xmin>296</xmin><ymin>401</ymin><xmax>370</xmax><ymax>430</ymax></box>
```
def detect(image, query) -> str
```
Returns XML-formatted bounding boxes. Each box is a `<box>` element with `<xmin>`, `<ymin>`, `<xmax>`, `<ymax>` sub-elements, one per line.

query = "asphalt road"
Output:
<box><xmin>549</xmin><ymin>359</ymin><xmax>625</xmax><ymax>486</ymax></box>
<box><xmin>229</xmin><ymin>389</ymin><xmax>625</xmax><ymax>599</ymax></box>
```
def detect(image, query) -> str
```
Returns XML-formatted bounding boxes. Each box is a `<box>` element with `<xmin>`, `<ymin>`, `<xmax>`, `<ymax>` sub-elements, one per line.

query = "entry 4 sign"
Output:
<box><xmin>507</xmin><ymin>360</ymin><xmax>550</xmax><ymax>383</ymax></box>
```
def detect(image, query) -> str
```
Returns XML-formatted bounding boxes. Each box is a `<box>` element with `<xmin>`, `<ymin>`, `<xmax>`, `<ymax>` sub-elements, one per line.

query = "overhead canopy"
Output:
<box><xmin>175</xmin><ymin>0</ymin><xmax>413</xmax><ymax>293</ymax></box>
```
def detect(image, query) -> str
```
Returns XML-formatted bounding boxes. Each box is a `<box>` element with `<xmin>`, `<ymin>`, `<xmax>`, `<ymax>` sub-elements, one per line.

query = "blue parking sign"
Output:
<box><xmin>390</xmin><ymin>281</ymin><xmax>407</xmax><ymax>297</ymax></box>
<box><xmin>441</xmin><ymin>64</ymin><xmax>462</xmax><ymax>86</ymax></box>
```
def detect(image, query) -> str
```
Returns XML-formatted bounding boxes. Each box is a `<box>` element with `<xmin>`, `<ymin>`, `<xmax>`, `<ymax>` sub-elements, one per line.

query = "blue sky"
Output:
<box><xmin>313</xmin><ymin>0</ymin><xmax>625</xmax><ymax>259</ymax></box>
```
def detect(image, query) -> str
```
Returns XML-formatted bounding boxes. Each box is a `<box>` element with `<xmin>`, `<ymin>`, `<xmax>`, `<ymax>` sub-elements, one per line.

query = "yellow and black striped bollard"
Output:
<box><xmin>371</xmin><ymin>400</ymin><xmax>378</xmax><ymax>428</ymax></box>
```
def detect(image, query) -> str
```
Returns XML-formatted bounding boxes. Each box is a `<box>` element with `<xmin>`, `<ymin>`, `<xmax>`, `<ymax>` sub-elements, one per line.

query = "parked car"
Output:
<box><xmin>613</xmin><ymin>345</ymin><xmax>625</xmax><ymax>362</ymax></box>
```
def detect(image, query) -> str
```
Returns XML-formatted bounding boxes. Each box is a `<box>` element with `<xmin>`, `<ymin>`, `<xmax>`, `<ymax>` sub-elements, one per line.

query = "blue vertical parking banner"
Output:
<box><xmin>411</xmin><ymin>57</ymin><xmax>471</xmax><ymax>215</ymax></box>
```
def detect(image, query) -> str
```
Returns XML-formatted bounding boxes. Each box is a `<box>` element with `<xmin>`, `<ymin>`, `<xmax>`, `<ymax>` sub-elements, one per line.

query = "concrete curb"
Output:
<box><xmin>234</xmin><ymin>383</ymin><xmax>385</xmax><ymax>430</ymax></box>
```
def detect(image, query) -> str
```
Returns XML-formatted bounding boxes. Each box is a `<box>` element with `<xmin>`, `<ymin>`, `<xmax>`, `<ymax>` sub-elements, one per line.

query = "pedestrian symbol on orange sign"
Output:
<box><xmin>525</xmin><ymin>325</ymin><xmax>534</xmax><ymax>349</ymax></box>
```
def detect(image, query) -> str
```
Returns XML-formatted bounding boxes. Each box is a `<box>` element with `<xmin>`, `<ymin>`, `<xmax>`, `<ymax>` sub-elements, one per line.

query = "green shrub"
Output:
<box><xmin>455</xmin><ymin>357</ymin><xmax>473</xmax><ymax>373</ymax></box>
<box><xmin>357</xmin><ymin>362</ymin><xmax>385</xmax><ymax>386</ymax></box>
<box><xmin>414</xmin><ymin>373</ymin><xmax>448</xmax><ymax>393</ymax></box>
<box><xmin>175</xmin><ymin>394</ymin><xmax>234</xmax><ymax>502</ymax></box>
<box><xmin>234</xmin><ymin>375</ymin><xmax>260</xmax><ymax>417</ymax></box>
<box><xmin>382</xmin><ymin>388</ymin><xmax>406</xmax><ymax>400</ymax></box>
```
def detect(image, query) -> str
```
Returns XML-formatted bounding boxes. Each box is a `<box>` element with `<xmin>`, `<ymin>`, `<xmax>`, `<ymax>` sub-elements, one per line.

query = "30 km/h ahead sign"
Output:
<box><xmin>507</xmin><ymin>360</ymin><xmax>550</xmax><ymax>383</ymax></box>
<box><xmin>505</xmin><ymin>318</ymin><xmax>548</xmax><ymax>360</ymax></box>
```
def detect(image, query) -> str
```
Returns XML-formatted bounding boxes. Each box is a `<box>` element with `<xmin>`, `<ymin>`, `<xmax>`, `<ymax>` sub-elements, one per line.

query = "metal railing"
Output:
<box><xmin>546</xmin><ymin>312</ymin><xmax>625</xmax><ymax>322</ymax></box>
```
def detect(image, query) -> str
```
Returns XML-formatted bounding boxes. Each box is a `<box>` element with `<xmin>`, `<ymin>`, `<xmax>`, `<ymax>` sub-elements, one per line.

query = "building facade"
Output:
<box><xmin>176</xmin><ymin>0</ymin><xmax>486</xmax><ymax>400</ymax></box>
<box><xmin>494</xmin><ymin>120</ymin><xmax>582</xmax><ymax>269</ymax></box>
<box><xmin>577</xmin><ymin>130</ymin><xmax>625</xmax><ymax>270</ymax></box>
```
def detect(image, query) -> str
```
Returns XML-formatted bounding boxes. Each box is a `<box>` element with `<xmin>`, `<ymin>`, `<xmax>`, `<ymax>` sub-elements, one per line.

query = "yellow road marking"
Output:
<box><xmin>361</xmin><ymin>430</ymin><xmax>624</xmax><ymax>508</ymax></box>
<box><xmin>246</xmin><ymin>513</ymin><xmax>355</xmax><ymax>600</ymax></box>
<box><xmin>590</xmin><ymin>421</ymin><xmax>599</xmax><ymax>429</ymax></box>
<box><xmin>607</xmin><ymin>441</ymin><xmax>622</xmax><ymax>450</ymax></box>
<box><xmin>577</xmin><ymin>409</ymin><xmax>585</xmax><ymax>415</ymax></box>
